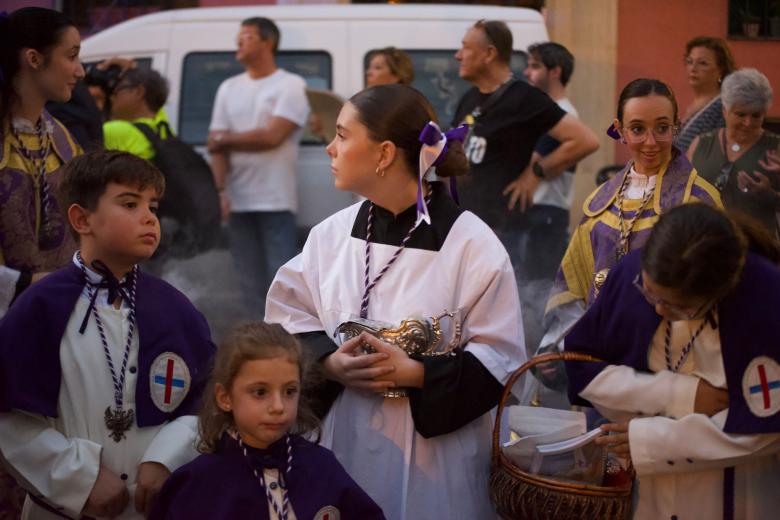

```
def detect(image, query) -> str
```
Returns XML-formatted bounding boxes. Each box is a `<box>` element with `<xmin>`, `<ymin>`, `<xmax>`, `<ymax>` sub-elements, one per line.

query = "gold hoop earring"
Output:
<box><xmin>376</xmin><ymin>167</ymin><xmax>386</xmax><ymax>178</ymax></box>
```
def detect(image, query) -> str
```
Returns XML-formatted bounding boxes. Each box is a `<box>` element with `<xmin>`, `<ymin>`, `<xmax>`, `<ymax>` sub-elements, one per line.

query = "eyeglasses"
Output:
<box><xmin>632</xmin><ymin>273</ymin><xmax>713</xmax><ymax>321</ymax></box>
<box><xmin>622</xmin><ymin>124</ymin><xmax>677</xmax><ymax>144</ymax></box>
<box><xmin>684</xmin><ymin>57</ymin><xmax>714</xmax><ymax>70</ymax></box>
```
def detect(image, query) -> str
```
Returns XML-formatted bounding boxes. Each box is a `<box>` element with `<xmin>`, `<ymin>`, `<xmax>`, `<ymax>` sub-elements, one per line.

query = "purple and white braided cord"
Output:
<box><xmin>360</xmin><ymin>194</ymin><xmax>431</xmax><ymax>319</ymax></box>
<box><xmin>11</xmin><ymin>119</ymin><xmax>54</xmax><ymax>232</ymax></box>
<box><xmin>663</xmin><ymin>318</ymin><xmax>708</xmax><ymax>373</ymax></box>
<box><xmin>77</xmin><ymin>254</ymin><xmax>137</xmax><ymax>408</ymax></box>
<box><xmin>239</xmin><ymin>434</ymin><xmax>293</xmax><ymax>520</ymax></box>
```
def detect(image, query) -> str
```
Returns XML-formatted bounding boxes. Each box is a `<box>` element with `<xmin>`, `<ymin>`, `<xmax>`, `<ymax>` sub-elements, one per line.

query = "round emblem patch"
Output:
<box><xmin>150</xmin><ymin>352</ymin><xmax>191</xmax><ymax>412</ymax></box>
<box><xmin>313</xmin><ymin>506</ymin><xmax>340</xmax><ymax>520</ymax></box>
<box><xmin>741</xmin><ymin>356</ymin><xmax>780</xmax><ymax>418</ymax></box>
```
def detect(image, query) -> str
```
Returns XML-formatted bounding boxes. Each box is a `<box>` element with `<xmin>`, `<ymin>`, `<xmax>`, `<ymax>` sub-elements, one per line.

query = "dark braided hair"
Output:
<box><xmin>641</xmin><ymin>204</ymin><xmax>780</xmax><ymax>300</ymax></box>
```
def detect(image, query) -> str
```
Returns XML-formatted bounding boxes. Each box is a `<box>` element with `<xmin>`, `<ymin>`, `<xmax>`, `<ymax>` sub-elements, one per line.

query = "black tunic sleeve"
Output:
<box><xmin>295</xmin><ymin>330</ymin><xmax>338</xmax><ymax>360</ymax></box>
<box><xmin>295</xmin><ymin>331</ymin><xmax>344</xmax><ymax>419</ymax></box>
<box><xmin>407</xmin><ymin>350</ymin><xmax>503</xmax><ymax>439</ymax></box>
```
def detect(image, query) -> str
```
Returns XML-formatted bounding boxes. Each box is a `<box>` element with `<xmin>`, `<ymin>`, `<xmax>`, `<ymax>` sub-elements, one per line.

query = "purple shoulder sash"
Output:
<box><xmin>583</xmin><ymin>150</ymin><xmax>697</xmax><ymax>218</ymax></box>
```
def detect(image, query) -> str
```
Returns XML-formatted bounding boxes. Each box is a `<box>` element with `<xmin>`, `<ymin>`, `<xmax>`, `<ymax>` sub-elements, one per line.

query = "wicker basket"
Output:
<box><xmin>490</xmin><ymin>352</ymin><xmax>634</xmax><ymax>520</ymax></box>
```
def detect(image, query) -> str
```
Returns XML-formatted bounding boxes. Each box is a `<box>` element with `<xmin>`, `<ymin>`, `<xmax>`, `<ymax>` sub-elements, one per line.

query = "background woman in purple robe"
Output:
<box><xmin>0</xmin><ymin>7</ymin><xmax>85</xmax><ymax>517</ymax></box>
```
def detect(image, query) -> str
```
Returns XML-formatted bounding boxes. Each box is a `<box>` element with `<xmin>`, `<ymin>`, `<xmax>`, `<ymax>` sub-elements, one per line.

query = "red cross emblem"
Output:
<box><xmin>742</xmin><ymin>356</ymin><xmax>780</xmax><ymax>418</ymax></box>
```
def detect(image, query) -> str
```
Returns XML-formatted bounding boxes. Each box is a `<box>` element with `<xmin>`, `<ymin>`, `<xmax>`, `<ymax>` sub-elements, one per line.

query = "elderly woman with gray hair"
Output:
<box><xmin>688</xmin><ymin>68</ymin><xmax>780</xmax><ymax>235</ymax></box>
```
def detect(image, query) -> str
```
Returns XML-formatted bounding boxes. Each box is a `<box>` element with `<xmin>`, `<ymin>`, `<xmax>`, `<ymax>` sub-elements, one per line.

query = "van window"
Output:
<box><xmin>364</xmin><ymin>50</ymin><xmax>528</xmax><ymax>127</ymax></box>
<box><xmin>83</xmin><ymin>57</ymin><xmax>153</xmax><ymax>71</ymax></box>
<box><xmin>179</xmin><ymin>51</ymin><xmax>332</xmax><ymax>146</ymax></box>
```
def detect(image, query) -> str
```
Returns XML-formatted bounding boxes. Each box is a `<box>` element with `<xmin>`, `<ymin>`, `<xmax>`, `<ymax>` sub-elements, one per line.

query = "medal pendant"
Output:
<box><xmin>615</xmin><ymin>237</ymin><xmax>629</xmax><ymax>260</ymax></box>
<box><xmin>104</xmin><ymin>406</ymin><xmax>134</xmax><ymax>442</ymax></box>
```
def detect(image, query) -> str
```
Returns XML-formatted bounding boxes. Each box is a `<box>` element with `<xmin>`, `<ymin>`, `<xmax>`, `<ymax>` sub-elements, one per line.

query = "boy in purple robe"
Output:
<box><xmin>565</xmin><ymin>203</ymin><xmax>780</xmax><ymax>519</ymax></box>
<box><xmin>149</xmin><ymin>322</ymin><xmax>384</xmax><ymax>520</ymax></box>
<box><xmin>0</xmin><ymin>151</ymin><xmax>216</xmax><ymax>519</ymax></box>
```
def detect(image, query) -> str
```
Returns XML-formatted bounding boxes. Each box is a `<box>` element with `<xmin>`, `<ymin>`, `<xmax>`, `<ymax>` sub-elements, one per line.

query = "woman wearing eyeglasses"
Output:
<box><xmin>674</xmin><ymin>37</ymin><xmax>736</xmax><ymax>152</ymax></box>
<box><xmin>534</xmin><ymin>79</ymin><xmax>720</xmax><ymax>391</ymax></box>
<box><xmin>688</xmin><ymin>68</ymin><xmax>780</xmax><ymax>237</ymax></box>
<box><xmin>565</xmin><ymin>203</ymin><xmax>780</xmax><ymax>519</ymax></box>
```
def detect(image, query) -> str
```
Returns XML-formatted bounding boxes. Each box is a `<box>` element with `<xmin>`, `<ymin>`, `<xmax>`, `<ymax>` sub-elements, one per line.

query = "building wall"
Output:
<box><xmin>545</xmin><ymin>0</ymin><xmax>618</xmax><ymax>229</ymax></box>
<box><xmin>616</xmin><ymin>0</ymin><xmax>780</xmax><ymax>162</ymax></box>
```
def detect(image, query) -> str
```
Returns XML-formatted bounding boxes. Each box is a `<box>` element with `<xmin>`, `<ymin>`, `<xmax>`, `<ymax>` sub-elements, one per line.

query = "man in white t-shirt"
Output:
<box><xmin>512</xmin><ymin>41</ymin><xmax>581</xmax><ymax>281</ymax></box>
<box><xmin>207</xmin><ymin>17</ymin><xmax>309</xmax><ymax>315</ymax></box>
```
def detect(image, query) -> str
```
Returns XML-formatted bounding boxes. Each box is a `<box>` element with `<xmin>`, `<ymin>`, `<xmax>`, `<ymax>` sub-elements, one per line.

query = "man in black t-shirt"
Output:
<box><xmin>452</xmin><ymin>20</ymin><xmax>598</xmax><ymax>276</ymax></box>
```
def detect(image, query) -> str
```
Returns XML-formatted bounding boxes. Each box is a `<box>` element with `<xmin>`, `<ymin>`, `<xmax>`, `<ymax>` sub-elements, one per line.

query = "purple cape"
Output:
<box><xmin>565</xmin><ymin>249</ymin><xmax>780</xmax><ymax>434</ymax></box>
<box><xmin>0</xmin><ymin>262</ymin><xmax>215</xmax><ymax>427</ymax></box>
<box><xmin>149</xmin><ymin>434</ymin><xmax>386</xmax><ymax>519</ymax></box>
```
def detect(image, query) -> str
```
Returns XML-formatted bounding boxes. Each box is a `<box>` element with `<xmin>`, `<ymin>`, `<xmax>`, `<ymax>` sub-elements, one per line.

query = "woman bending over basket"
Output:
<box><xmin>565</xmin><ymin>203</ymin><xmax>780</xmax><ymax>519</ymax></box>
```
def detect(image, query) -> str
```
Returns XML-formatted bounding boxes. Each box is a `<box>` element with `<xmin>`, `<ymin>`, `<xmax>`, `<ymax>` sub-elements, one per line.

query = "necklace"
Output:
<box><xmin>10</xmin><ymin>118</ymin><xmax>57</xmax><ymax>250</ymax></box>
<box><xmin>77</xmin><ymin>252</ymin><xmax>138</xmax><ymax>442</ymax></box>
<box><xmin>663</xmin><ymin>316</ymin><xmax>712</xmax><ymax>372</ymax></box>
<box><xmin>614</xmin><ymin>170</ymin><xmax>656</xmax><ymax>261</ymax></box>
<box><xmin>238</xmin><ymin>434</ymin><xmax>292</xmax><ymax>520</ymax></box>
<box><xmin>731</xmin><ymin>142</ymin><xmax>741</xmax><ymax>153</ymax></box>
<box><xmin>470</xmin><ymin>73</ymin><xmax>514</xmax><ymax>120</ymax></box>
<box><xmin>360</xmin><ymin>193</ymin><xmax>432</xmax><ymax>319</ymax></box>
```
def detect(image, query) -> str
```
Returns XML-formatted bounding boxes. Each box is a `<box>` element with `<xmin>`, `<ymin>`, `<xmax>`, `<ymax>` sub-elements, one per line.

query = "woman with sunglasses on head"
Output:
<box><xmin>534</xmin><ymin>79</ymin><xmax>720</xmax><ymax>391</ymax></box>
<box><xmin>688</xmin><ymin>68</ymin><xmax>780</xmax><ymax>237</ymax></box>
<box><xmin>565</xmin><ymin>203</ymin><xmax>780</xmax><ymax>519</ymax></box>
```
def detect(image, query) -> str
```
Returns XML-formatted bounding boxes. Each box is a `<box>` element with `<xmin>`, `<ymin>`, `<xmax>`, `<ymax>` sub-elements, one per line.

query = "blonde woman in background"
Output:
<box><xmin>365</xmin><ymin>47</ymin><xmax>414</xmax><ymax>87</ymax></box>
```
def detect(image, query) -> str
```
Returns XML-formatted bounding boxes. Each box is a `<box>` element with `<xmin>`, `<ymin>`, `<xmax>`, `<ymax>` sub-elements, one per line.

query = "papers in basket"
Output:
<box><xmin>502</xmin><ymin>406</ymin><xmax>605</xmax><ymax>485</ymax></box>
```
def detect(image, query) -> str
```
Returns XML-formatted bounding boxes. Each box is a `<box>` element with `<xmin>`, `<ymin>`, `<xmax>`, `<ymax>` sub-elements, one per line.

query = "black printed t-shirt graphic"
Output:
<box><xmin>452</xmin><ymin>81</ymin><xmax>566</xmax><ymax>230</ymax></box>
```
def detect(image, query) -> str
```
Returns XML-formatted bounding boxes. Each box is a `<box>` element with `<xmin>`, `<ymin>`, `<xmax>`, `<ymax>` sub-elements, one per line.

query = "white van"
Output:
<box><xmin>81</xmin><ymin>4</ymin><xmax>548</xmax><ymax>229</ymax></box>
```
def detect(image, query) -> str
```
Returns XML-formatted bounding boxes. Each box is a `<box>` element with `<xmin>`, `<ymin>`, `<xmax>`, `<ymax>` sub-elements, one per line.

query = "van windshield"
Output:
<box><xmin>179</xmin><ymin>51</ymin><xmax>332</xmax><ymax>146</ymax></box>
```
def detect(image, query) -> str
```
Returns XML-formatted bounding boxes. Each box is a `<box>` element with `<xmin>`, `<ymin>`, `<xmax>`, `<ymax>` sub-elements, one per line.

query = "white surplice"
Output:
<box><xmin>266</xmin><ymin>201</ymin><xmax>526</xmax><ymax>520</ymax></box>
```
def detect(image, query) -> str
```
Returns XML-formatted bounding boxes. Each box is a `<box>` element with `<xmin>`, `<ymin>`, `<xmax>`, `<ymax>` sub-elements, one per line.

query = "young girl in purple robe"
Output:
<box><xmin>150</xmin><ymin>322</ymin><xmax>384</xmax><ymax>520</ymax></box>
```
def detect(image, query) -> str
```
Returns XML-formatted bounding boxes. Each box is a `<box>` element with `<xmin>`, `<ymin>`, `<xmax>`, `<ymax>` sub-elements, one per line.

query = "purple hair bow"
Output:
<box><xmin>415</xmin><ymin>122</ymin><xmax>469</xmax><ymax>225</ymax></box>
<box><xmin>606</xmin><ymin>122</ymin><xmax>621</xmax><ymax>141</ymax></box>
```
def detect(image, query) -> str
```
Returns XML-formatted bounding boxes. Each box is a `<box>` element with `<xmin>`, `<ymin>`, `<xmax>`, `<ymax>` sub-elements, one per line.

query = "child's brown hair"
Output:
<box><xmin>198</xmin><ymin>322</ymin><xmax>320</xmax><ymax>453</ymax></box>
<box><xmin>60</xmin><ymin>150</ymin><xmax>165</xmax><ymax>212</ymax></box>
